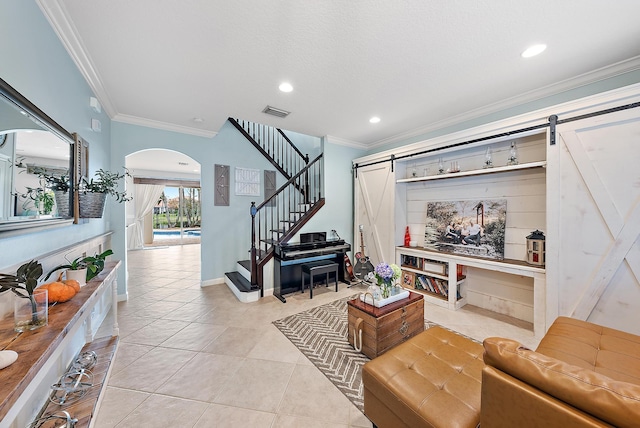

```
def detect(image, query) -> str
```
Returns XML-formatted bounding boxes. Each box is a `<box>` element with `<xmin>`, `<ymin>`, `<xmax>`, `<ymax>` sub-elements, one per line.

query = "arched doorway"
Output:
<box><xmin>126</xmin><ymin>149</ymin><xmax>201</xmax><ymax>248</ymax></box>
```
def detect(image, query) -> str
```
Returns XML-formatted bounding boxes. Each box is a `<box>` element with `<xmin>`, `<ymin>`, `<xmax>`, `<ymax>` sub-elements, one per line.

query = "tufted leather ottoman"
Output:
<box><xmin>362</xmin><ymin>326</ymin><xmax>484</xmax><ymax>428</ymax></box>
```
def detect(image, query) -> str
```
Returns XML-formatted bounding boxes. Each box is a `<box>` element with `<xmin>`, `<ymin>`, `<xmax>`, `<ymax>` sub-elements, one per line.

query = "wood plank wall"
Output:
<box><xmin>402</xmin><ymin>133</ymin><xmax>546</xmax><ymax>322</ymax></box>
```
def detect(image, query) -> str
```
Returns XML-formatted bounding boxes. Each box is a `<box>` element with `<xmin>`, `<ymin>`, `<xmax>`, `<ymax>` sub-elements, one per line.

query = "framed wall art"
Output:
<box><xmin>424</xmin><ymin>199</ymin><xmax>507</xmax><ymax>259</ymax></box>
<box><xmin>235</xmin><ymin>167</ymin><xmax>260</xmax><ymax>196</ymax></box>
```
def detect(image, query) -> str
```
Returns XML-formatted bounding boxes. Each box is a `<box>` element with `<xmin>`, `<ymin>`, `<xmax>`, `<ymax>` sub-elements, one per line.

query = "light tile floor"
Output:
<box><xmin>95</xmin><ymin>244</ymin><xmax>540</xmax><ymax>427</ymax></box>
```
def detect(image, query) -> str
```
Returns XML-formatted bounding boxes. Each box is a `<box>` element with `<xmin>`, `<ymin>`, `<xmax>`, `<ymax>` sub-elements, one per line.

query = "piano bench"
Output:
<box><xmin>301</xmin><ymin>260</ymin><xmax>339</xmax><ymax>299</ymax></box>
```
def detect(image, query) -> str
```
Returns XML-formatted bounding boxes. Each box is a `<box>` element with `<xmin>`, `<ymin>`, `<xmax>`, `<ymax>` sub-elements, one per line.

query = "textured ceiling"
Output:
<box><xmin>39</xmin><ymin>0</ymin><xmax>640</xmax><ymax>148</ymax></box>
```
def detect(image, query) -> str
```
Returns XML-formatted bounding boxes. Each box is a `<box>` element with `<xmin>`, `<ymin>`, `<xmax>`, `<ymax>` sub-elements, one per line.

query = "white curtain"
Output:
<box><xmin>129</xmin><ymin>184</ymin><xmax>165</xmax><ymax>250</ymax></box>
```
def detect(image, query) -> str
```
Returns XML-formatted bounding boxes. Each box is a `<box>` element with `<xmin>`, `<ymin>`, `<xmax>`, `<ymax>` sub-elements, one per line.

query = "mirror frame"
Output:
<box><xmin>0</xmin><ymin>77</ymin><xmax>76</xmax><ymax>236</ymax></box>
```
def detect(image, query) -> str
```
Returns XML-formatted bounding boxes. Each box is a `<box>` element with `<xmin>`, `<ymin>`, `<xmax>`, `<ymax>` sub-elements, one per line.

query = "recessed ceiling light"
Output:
<box><xmin>521</xmin><ymin>44</ymin><xmax>547</xmax><ymax>58</ymax></box>
<box><xmin>279</xmin><ymin>82</ymin><xmax>293</xmax><ymax>93</ymax></box>
<box><xmin>369</xmin><ymin>116</ymin><xmax>381</xmax><ymax>124</ymax></box>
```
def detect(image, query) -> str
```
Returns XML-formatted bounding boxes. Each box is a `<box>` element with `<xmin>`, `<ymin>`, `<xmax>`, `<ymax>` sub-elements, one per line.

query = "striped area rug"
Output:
<box><xmin>273</xmin><ymin>295</ymin><xmax>436</xmax><ymax>412</ymax></box>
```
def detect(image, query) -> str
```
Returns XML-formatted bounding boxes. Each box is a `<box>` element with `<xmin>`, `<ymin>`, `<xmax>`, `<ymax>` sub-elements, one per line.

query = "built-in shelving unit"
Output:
<box><xmin>398</xmin><ymin>247</ymin><xmax>467</xmax><ymax>310</ymax></box>
<box><xmin>397</xmin><ymin>246</ymin><xmax>546</xmax><ymax>337</ymax></box>
<box><xmin>396</xmin><ymin>160</ymin><xmax>546</xmax><ymax>183</ymax></box>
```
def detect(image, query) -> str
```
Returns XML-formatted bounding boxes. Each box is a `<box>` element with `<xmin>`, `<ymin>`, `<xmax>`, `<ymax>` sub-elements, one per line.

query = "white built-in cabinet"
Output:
<box><xmin>354</xmin><ymin>83</ymin><xmax>640</xmax><ymax>337</ymax></box>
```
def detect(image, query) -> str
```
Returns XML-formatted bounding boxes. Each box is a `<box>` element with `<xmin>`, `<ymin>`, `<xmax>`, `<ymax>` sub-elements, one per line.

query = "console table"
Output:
<box><xmin>0</xmin><ymin>261</ymin><xmax>120</xmax><ymax>428</ymax></box>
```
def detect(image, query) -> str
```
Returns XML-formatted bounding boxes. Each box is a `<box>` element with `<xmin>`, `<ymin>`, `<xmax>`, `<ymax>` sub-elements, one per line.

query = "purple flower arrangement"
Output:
<box><xmin>374</xmin><ymin>262</ymin><xmax>401</xmax><ymax>298</ymax></box>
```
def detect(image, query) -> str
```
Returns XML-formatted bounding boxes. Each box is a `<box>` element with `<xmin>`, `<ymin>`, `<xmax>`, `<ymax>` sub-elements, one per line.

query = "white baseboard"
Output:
<box><xmin>201</xmin><ymin>277</ymin><xmax>225</xmax><ymax>287</ymax></box>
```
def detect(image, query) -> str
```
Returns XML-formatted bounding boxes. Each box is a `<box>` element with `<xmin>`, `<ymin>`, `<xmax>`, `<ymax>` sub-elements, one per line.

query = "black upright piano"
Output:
<box><xmin>273</xmin><ymin>233</ymin><xmax>351</xmax><ymax>302</ymax></box>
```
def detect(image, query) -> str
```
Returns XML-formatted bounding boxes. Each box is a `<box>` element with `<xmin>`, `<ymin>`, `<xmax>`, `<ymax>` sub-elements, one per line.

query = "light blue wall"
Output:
<box><xmin>367</xmin><ymin>70</ymin><xmax>640</xmax><ymax>155</ymax></box>
<box><xmin>0</xmin><ymin>1</ymin><xmax>111</xmax><ymax>269</ymax></box>
<box><xmin>280</xmin><ymin>128</ymin><xmax>322</xmax><ymax>159</ymax></box>
<box><xmin>111</xmin><ymin>121</ymin><xmax>364</xmax><ymax>292</ymax></box>
<box><xmin>296</xmin><ymin>140</ymin><xmax>365</xmax><ymax>251</ymax></box>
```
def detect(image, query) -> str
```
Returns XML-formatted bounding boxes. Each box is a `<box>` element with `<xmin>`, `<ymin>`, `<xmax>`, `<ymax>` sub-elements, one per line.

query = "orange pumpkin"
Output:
<box><xmin>63</xmin><ymin>278</ymin><xmax>81</xmax><ymax>293</ymax></box>
<box><xmin>55</xmin><ymin>272</ymin><xmax>80</xmax><ymax>293</ymax></box>
<box><xmin>39</xmin><ymin>276</ymin><xmax>78</xmax><ymax>303</ymax></box>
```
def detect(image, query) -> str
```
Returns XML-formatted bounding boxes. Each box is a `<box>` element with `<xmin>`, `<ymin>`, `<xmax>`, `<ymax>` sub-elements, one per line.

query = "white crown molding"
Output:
<box><xmin>36</xmin><ymin>0</ymin><xmax>117</xmax><ymax>118</ymax></box>
<box><xmin>368</xmin><ymin>55</ymin><xmax>640</xmax><ymax>149</ymax></box>
<box><xmin>113</xmin><ymin>114</ymin><xmax>217</xmax><ymax>138</ymax></box>
<box><xmin>354</xmin><ymin>80</ymin><xmax>640</xmax><ymax>164</ymax></box>
<box><xmin>325</xmin><ymin>135</ymin><xmax>367</xmax><ymax>150</ymax></box>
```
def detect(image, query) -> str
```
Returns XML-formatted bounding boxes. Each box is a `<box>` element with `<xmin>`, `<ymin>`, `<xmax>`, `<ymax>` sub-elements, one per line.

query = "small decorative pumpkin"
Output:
<box><xmin>63</xmin><ymin>278</ymin><xmax>81</xmax><ymax>293</ymax></box>
<box><xmin>39</xmin><ymin>273</ymin><xmax>78</xmax><ymax>303</ymax></box>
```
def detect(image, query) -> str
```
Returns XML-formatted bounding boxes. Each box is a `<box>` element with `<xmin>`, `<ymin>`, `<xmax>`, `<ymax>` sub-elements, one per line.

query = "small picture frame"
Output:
<box><xmin>401</xmin><ymin>270</ymin><xmax>416</xmax><ymax>289</ymax></box>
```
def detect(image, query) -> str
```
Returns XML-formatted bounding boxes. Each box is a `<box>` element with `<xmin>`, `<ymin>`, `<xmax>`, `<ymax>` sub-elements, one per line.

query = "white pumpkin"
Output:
<box><xmin>0</xmin><ymin>350</ymin><xmax>18</xmax><ymax>369</ymax></box>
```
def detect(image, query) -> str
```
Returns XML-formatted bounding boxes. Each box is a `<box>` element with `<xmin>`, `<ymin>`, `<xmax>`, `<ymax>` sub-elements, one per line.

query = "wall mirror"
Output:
<box><xmin>0</xmin><ymin>77</ymin><xmax>75</xmax><ymax>235</ymax></box>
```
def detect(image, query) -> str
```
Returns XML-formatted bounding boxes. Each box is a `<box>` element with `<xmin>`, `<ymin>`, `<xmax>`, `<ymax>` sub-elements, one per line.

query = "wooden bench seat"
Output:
<box><xmin>301</xmin><ymin>260</ymin><xmax>339</xmax><ymax>298</ymax></box>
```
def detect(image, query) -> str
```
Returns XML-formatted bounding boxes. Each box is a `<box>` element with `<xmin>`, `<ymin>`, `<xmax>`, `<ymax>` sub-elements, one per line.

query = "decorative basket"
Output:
<box><xmin>53</xmin><ymin>190</ymin><xmax>70</xmax><ymax>218</ymax></box>
<box><xmin>78</xmin><ymin>192</ymin><xmax>106</xmax><ymax>218</ymax></box>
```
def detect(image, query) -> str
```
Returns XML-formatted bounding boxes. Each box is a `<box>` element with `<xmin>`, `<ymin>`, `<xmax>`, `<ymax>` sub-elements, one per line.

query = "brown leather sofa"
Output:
<box><xmin>482</xmin><ymin>316</ymin><xmax>640</xmax><ymax>428</ymax></box>
<box><xmin>362</xmin><ymin>317</ymin><xmax>640</xmax><ymax>428</ymax></box>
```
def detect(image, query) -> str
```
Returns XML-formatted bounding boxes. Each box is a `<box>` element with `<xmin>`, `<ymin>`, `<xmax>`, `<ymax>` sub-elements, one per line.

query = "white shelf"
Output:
<box><xmin>400</xmin><ymin>265</ymin><xmax>448</xmax><ymax>280</ymax></box>
<box><xmin>399</xmin><ymin>246</ymin><xmax>545</xmax><ymax>275</ymax></box>
<box><xmin>396</xmin><ymin>160</ymin><xmax>547</xmax><ymax>183</ymax></box>
<box><xmin>399</xmin><ymin>250</ymin><xmax>466</xmax><ymax>310</ymax></box>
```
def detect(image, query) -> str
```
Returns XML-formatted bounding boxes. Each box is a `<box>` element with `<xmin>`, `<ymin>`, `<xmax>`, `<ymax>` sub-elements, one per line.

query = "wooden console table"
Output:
<box><xmin>0</xmin><ymin>261</ymin><xmax>120</xmax><ymax>428</ymax></box>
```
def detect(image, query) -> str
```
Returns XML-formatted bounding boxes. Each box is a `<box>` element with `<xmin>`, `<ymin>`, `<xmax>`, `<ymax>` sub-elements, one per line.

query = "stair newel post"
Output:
<box><xmin>250</xmin><ymin>202</ymin><xmax>258</xmax><ymax>286</ymax></box>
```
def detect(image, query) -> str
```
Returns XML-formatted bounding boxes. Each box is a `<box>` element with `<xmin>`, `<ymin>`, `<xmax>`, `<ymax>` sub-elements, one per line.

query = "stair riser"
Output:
<box><xmin>237</xmin><ymin>262</ymin><xmax>251</xmax><ymax>281</ymax></box>
<box><xmin>224</xmin><ymin>276</ymin><xmax>259</xmax><ymax>303</ymax></box>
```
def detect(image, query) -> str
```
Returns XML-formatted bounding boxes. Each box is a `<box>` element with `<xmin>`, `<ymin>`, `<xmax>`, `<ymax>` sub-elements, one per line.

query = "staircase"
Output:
<box><xmin>225</xmin><ymin>119</ymin><xmax>324</xmax><ymax>302</ymax></box>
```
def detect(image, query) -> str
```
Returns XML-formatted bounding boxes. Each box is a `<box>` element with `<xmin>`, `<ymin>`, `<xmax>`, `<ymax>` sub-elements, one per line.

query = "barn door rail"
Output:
<box><xmin>353</xmin><ymin>101</ymin><xmax>640</xmax><ymax>173</ymax></box>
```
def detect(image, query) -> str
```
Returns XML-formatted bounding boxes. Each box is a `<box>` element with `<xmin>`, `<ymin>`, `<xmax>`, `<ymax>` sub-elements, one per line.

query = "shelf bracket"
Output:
<box><xmin>549</xmin><ymin>115</ymin><xmax>558</xmax><ymax>146</ymax></box>
<box><xmin>390</xmin><ymin>154</ymin><xmax>395</xmax><ymax>172</ymax></box>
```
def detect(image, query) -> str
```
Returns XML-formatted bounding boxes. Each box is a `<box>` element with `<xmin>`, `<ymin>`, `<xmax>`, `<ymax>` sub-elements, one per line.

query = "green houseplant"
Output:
<box><xmin>78</xmin><ymin>169</ymin><xmax>131</xmax><ymax>218</ymax></box>
<box><xmin>0</xmin><ymin>260</ymin><xmax>48</xmax><ymax>331</ymax></box>
<box><xmin>45</xmin><ymin>249</ymin><xmax>113</xmax><ymax>284</ymax></box>
<box><xmin>29</xmin><ymin>172</ymin><xmax>72</xmax><ymax>217</ymax></box>
<box><xmin>19</xmin><ymin>187</ymin><xmax>56</xmax><ymax>215</ymax></box>
<box><xmin>82</xmin><ymin>249</ymin><xmax>113</xmax><ymax>281</ymax></box>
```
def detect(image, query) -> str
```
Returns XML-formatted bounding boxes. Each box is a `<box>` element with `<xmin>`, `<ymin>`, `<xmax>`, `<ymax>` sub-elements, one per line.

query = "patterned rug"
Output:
<box><xmin>273</xmin><ymin>295</ymin><xmax>437</xmax><ymax>412</ymax></box>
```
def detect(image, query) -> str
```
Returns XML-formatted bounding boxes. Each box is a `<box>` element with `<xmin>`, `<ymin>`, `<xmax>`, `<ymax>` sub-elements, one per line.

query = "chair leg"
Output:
<box><xmin>309</xmin><ymin>273</ymin><xmax>313</xmax><ymax>299</ymax></box>
<box><xmin>334</xmin><ymin>268</ymin><xmax>338</xmax><ymax>291</ymax></box>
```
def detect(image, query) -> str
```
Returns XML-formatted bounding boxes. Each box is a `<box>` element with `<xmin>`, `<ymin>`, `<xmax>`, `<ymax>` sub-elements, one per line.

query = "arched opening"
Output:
<box><xmin>125</xmin><ymin>149</ymin><xmax>201</xmax><ymax>249</ymax></box>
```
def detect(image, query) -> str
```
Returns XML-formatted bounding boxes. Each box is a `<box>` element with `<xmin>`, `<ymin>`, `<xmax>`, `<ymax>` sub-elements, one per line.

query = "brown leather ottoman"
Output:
<box><xmin>362</xmin><ymin>326</ymin><xmax>484</xmax><ymax>428</ymax></box>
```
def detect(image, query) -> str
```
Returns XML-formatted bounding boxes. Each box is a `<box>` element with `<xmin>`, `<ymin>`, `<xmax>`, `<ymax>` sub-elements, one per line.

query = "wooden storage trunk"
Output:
<box><xmin>347</xmin><ymin>291</ymin><xmax>424</xmax><ymax>359</ymax></box>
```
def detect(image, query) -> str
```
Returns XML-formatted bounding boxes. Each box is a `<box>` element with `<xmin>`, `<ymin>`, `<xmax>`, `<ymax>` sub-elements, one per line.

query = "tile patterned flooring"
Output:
<box><xmin>95</xmin><ymin>244</ymin><xmax>540</xmax><ymax>427</ymax></box>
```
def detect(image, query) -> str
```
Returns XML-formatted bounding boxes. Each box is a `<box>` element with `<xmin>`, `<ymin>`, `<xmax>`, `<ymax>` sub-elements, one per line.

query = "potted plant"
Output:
<box><xmin>78</xmin><ymin>169</ymin><xmax>131</xmax><ymax>218</ymax></box>
<box><xmin>45</xmin><ymin>256</ymin><xmax>89</xmax><ymax>286</ymax></box>
<box><xmin>42</xmin><ymin>174</ymin><xmax>71</xmax><ymax>217</ymax></box>
<box><xmin>83</xmin><ymin>249</ymin><xmax>113</xmax><ymax>281</ymax></box>
<box><xmin>18</xmin><ymin>186</ymin><xmax>56</xmax><ymax>216</ymax></box>
<box><xmin>0</xmin><ymin>260</ymin><xmax>48</xmax><ymax>332</ymax></box>
<box><xmin>45</xmin><ymin>249</ymin><xmax>113</xmax><ymax>285</ymax></box>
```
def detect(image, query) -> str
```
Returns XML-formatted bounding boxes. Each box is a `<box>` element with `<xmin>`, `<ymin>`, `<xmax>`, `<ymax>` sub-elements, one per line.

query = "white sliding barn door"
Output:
<box><xmin>354</xmin><ymin>163</ymin><xmax>396</xmax><ymax>267</ymax></box>
<box><xmin>548</xmin><ymin>108</ymin><xmax>640</xmax><ymax>334</ymax></box>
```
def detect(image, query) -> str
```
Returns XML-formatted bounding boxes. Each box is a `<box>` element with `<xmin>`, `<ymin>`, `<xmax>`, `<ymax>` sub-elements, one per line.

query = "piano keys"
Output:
<box><xmin>274</xmin><ymin>238</ymin><xmax>351</xmax><ymax>302</ymax></box>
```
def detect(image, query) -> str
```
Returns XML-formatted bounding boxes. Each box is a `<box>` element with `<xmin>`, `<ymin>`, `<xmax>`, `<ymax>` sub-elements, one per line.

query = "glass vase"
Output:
<box><xmin>14</xmin><ymin>289</ymin><xmax>48</xmax><ymax>332</ymax></box>
<box><xmin>380</xmin><ymin>280</ymin><xmax>393</xmax><ymax>299</ymax></box>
